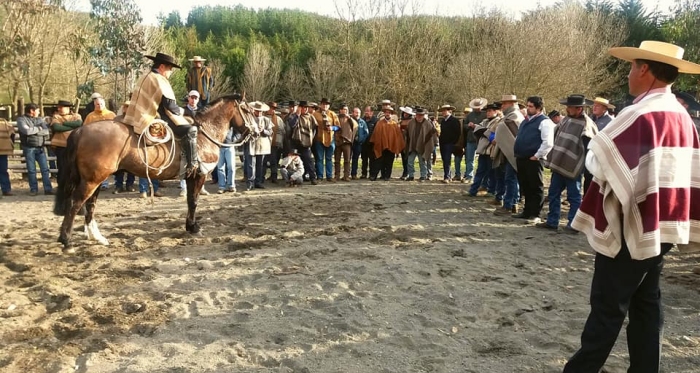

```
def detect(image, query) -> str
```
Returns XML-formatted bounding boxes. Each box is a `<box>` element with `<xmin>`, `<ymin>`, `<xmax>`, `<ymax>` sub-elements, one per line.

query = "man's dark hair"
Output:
<box><xmin>635</xmin><ymin>59</ymin><xmax>679</xmax><ymax>84</ymax></box>
<box><xmin>527</xmin><ymin>96</ymin><xmax>544</xmax><ymax>110</ymax></box>
<box><xmin>25</xmin><ymin>103</ymin><xmax>38</xmax><ymax>112</ymax></box>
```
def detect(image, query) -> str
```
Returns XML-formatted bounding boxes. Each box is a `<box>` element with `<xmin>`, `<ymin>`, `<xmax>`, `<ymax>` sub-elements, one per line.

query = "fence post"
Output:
<box><xmin>17</xmin><ymin>98</ymin><xmax>25</xmax><ymax>118</ymax></box>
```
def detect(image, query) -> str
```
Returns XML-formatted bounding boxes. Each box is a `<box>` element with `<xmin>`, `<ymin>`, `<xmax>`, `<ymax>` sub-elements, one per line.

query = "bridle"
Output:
<box><xmin>197</xmin><ymin>99</ymin><xmax>256</xmax><ymax>148</ymax></box>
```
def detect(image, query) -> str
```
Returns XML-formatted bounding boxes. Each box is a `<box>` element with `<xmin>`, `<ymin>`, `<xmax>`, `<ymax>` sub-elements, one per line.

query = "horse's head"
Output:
<box><xmin>195</xmin><ymin>94</ymin><xmax>257</xmax><ymax>138</ymax></box>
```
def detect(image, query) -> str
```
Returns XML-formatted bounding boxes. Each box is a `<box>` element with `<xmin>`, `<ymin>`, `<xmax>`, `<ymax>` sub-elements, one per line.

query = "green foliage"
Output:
<box><xmin>662</xmin><ymin>0</ymin><xmax>700</xmax><ymax>91</ymax></box>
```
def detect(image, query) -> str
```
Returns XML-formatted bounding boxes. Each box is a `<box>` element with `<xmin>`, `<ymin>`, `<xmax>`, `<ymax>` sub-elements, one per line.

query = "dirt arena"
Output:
<box><xmin>1</xmin><ymin>174</ymin><xmax>699</xmax><ymax>373</ymax></box>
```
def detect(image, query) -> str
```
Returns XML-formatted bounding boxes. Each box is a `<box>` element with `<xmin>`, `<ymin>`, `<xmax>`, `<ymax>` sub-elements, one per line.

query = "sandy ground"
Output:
<box><xmin>1</xmin><ymin>172</ymin><xmax>699</xmax><ymax>373</ymax></box>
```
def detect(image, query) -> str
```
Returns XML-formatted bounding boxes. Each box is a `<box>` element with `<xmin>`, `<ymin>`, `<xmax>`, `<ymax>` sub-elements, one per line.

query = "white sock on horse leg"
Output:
<box><xmin>88</xmin><ymin>220</ymin><xmax>110</xmax><ymax>245</ymax></box>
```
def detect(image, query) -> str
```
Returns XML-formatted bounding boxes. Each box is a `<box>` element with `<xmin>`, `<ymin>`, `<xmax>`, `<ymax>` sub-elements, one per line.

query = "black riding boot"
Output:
<box><xmin>181</xmin><ymin>126</ymin><xmax>200</xmax><ymax>176</ymax></box>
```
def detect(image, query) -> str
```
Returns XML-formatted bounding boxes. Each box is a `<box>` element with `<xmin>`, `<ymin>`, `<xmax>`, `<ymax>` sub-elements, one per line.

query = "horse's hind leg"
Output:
<box><xmin>83</xmin><ymin>188</ymin><xmax>109</xmax><ymax>245</ymax></box>
<box><xmin>185</xmin><ymin>173</ymin><xmax>207</xmax><ymax>234</ymax></box>
<box><xmin>59</xmin><ymin>181</ymin><xmax>99</xmax><ymax>253</ymax></box>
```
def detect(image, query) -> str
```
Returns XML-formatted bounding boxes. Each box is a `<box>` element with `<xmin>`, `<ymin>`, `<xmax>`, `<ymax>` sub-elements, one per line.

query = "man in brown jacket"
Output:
<box><xmin>0</xmin><ymin>117</ymin><xmax>16</xmax><ymax>196</ymax></box>
<box><xmin>334</xmin><ymin>104</ymin><xmax>357</xmax><ymax>181</ymax></box>
<box><xmin>51</xmin><ymin>100</ymin><xmax>82</xmax><ymax>188</ymax></box>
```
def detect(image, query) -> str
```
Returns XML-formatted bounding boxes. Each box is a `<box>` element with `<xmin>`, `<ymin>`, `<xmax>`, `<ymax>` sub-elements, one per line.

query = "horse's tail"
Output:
<box><xmin>53</xmin><ymin>133</ymin><xmax>81</xmax><ymax>216</ymax></box>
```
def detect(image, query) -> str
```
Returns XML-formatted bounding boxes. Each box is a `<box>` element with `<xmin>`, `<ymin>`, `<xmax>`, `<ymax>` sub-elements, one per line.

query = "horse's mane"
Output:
<box><xmin>196</xmin><ymin>94</ymin><xmax>241</xmax><ymax>117</ymax></box>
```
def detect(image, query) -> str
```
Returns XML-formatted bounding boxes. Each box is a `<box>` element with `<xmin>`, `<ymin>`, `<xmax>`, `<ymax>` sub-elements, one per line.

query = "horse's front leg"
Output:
<box><xmin>185</xmin><ymin>173</ymin><xmax>207</xmax><ymax>234</ymax></box>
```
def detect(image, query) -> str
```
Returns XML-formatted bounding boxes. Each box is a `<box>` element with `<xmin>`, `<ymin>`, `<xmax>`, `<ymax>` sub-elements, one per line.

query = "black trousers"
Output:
<box><xmin>400</xmin><ymin>149</ymin><xmax>409</xmax><ymax>177</ymax></box>
<box><xmin>564</xmin><ymin>242</ymin><xmax>671</xmax><ymax>373</ymax></box>
<box><xmin>263</xmin><ymin>146</ymin><xmax>283</xmax><ymax>181</ymax></box>
<box><xmin>54</xmin><ymin>147</ymin><xmax>67</xmax><ymax>187</ymax></box>
<box><xmin>515</xmin><ymin>157</ymin><xmax>544</xmax><ymax>218</ymax></box>
<box><xmin>296</xmin><ymin>145</ymin><xmax>317</xmax><ymax>181</ymax></box>
<box><xmin>583</xmin><ymin>167</ymin><xmax>593</xmax><ymax>195</ymax></box>
<box><xmin>361</xmin><ymin>142</ymin><xmax>375</xmax><ymax>177</ymax></box>
<box><xmin>371</xmin><ymin>149</ymin><xmax>394</xmax><ymax>179</ymax></box>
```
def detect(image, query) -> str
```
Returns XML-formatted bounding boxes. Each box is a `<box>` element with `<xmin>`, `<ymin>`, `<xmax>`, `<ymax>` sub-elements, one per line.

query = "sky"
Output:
<box><xmin>73</xmin><ymin>0</ymin><xmax>673</xmax><ymax>26</ymax></box>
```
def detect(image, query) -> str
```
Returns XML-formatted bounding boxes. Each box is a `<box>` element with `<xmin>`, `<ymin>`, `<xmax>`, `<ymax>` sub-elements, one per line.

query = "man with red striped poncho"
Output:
<box><xmin>563</xmin><ymin>41</ymin><xmax>700</xmax><ymax>372</ymax></box>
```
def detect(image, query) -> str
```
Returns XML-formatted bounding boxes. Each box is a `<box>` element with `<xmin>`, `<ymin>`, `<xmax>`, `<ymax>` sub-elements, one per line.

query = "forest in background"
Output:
<box><xmin>1</xmin><ymin>0</ymin><xmax>698</xmax><ymax>115</ymax></box>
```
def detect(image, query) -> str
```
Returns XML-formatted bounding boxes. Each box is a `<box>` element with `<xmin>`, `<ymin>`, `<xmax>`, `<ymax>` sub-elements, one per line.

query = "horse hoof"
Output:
<box><xmin>62</xmin><ymin>247</ymin><xmax>76</xmax><ymax>255</ymax></box>
<box><xmin>189</xmin><ymin>231</ymin><xmax>203</xmax><ymax>237</ymax></box>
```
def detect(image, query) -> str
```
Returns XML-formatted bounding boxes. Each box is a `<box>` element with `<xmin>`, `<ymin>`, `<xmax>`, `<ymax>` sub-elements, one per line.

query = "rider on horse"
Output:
<box><xmin>122</xmin><ymin>52</ymin><xmax>199</xmax><ymax>174</ymax></box>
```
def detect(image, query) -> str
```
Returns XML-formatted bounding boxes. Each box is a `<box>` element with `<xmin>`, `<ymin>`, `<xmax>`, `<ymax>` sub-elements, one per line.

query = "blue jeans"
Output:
<box><xmin>314</xmin><ymin>141</ymin><xmax>335</xmax><ymax>179</ymax></box>
<box><xmin>351</xmin><ymin>142</ymin><xmax>363</xmax><ymax>177</ymax></box>
<box><xmin>23</xmin><ymin>147</ymin><xmax>53</xmax><ymax>193</ymax></box>
<box><xmin>407</xmin><ymin>151</ymin><xmax>427</xmax><ymax>178</ymax></box>
<box><xmin>114</xmin><ymin>171</ymin><xmax>135</xmax><ymax>189</ymax></box>
<box><xmin>546</xmin><ymin>171</ymin><xmax>582</xmax><ymax>227</ymax></box>
<box><xmin>468</xmin><ymin>154</ymin><xmax>492</xmax><ymax>196</ymax></box>
<box><xmin>0</xmin><ymin>155</ymin><xmax>10</xmax><ymax>193</ymax></box>
<box><xmin>217</xmin><ymin>147</ymin><xmax>235</xmax><ymax>189</ymax></box>
<box><xmin>503</xmin><ymin>162</ymin><xmax>520</xmax><ymax>209</ymax></box>
<box><xmin>465</xmin><ymin>142</ymin><xmax>477</xmax><ymax>180</ymax></box>
<box><xmin>139</xmin><ymin>178</ymin><xmax>159</xmax><ymax>193</ymax></box>
<box><xmin>493</xmin><ymin>164</ymin><xmax>506</xmax><ymax>201</ymax></box>
<box><xmin>439</xmin><ymin>143</ymin><xmax>455</xmax><ymax>180</ymax></box>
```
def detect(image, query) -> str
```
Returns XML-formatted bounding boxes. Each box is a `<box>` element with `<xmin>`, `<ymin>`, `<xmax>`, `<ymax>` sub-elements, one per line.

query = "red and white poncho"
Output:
<box><xmin>572</xmin><ymin>89</ymin><xmax>700</xmax><ymax>260</ymax></box>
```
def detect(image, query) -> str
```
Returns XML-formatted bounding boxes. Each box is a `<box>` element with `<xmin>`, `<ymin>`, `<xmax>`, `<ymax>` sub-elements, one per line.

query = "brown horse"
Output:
<box><xmin>53</xmin><ymin>95</ymin><xmax>255</xmax><ymax>253</ymax></box>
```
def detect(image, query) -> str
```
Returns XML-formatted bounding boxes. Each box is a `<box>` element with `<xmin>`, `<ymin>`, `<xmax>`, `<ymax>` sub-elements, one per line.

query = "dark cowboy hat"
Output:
<box><xmin>484</xmin><ymin>103</ymin><xmax>500</xmax><ymax>111</ymax></box>
<box><xmin>415</xmin><ymin>107</ymin><xmax>427</xmax><ymax>115</ymax></box>
<box><xmin>267</xmin><ymin>101</ymin><xmax>278</xmax><ymax>108</ymax></box>
<box><xmin>320</xmin><ymin>97</ymin><xmax>331</xmax><ymax>104</ymax></box>
<box><xmin>298</xmin><ymin>100</ymin><xmax>309</xmax><ymax>107</ymax></box>
<box><xmin>288</xmin><ymin>100</ymin><xmax>298</xmax><ymax>106</ymax></box>
<box><xmin>548</xmin><ymin>110</ymin><xmax>561</xmax><ymax>118</ymax></box>
<box><xmin>674</xmin><ymin>91</ymin><xmax>700</xmax><ymax>111</ymax></box>
<box><xmin>57</xmin><ymin>100</ymin><xmax>73</xmax><ymax>107</ymax></box>
<box><xmin>144</xmin><ymin>52</ymin><xmax>182</xmax><ymax>69</ymax></box>
<box><xmin>559</xmin><ymin>94</ymin><xmax>594</xmax><ymax>107</ymax></box>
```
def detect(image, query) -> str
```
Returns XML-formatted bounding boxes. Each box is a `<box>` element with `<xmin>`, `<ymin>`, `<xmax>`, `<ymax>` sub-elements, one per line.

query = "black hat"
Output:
<box><xmin>144</xmin><ymin>52</ymin><xmax>182</xmax><ymax>69</ymax></box>
<box><xmin>57</xmin><ymin>100</ymin><xmax>72</xmax><ymax>107</ymax></box>
<box><xmin>548</xmin><ymin>110</ymin><xmax>561</xmax><ymax>118</ymax></box>
<box><xmin>25</xmin><ymin>103</ymin><xmax>39</xmax><ymax>111</ymax></box>
<box><xmin>674</xmin><ymin>91</ymin><xmax>700</xmax><ymax>111</ymax></box>
<box><xmin>298</xmin><ymin>100</ymin><xmax>309</xmax><ymax>107</ymax></box>
<box><xmin>340</xmin><ymin>103</ymin><xmax>349</xmax><ymax>108</ymax></box>
<box><xmin>320</xmin><ymin>97</ymin><xmax>331</xmax><ymax>104</ymax></box>
<box><xmin>559</xmin><ymin>94</ymin><xmax>594</xmax><ymax>107</ymax></box>
<box><xmin>288</xmin><ymin>100</ymin><xmax>298</xmax><ymax>106</ymax></box>
<box><xmin>485</xmin><ymin>103</ymin><xmax>500</xmax><ymax>111</ymax></box>
<box><xmin>414</xmin><ymin>107</ymin><xmax>427</xmax><ymax>114</ymax></box>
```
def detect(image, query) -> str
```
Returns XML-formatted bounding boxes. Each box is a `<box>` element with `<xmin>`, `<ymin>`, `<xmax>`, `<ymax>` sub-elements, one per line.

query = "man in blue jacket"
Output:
<box><xmin>350</xmin><ymin>107</ymin><xmax>369</xmax><ymax>179</ymax></box>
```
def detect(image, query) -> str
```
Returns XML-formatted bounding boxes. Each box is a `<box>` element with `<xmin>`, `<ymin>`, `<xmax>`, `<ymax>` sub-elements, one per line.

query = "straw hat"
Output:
<box><xmin>188</xmin><ymin>56</ymin><xmax>206</xmax><ymax>62</ymax></box>
<box><xmin>608</xmin><ymin>41</ymin><xmax>700</xmax><ymax>74</ymax></box>
<box><xmin>438</xmin><ymin>104</ymin><xmax>456</xmax><ymax>112</ymax></box>
<box><xmin>591</xmin><ymin>97</ymin><xmax>615</xmax><ymax>109</ymax></box>
<box><xmin>469</xmin><ymin>98</ymin><xmax>487</xmax><ymax>110</ymax></box>
<box><xmin>250</xmin><ymin>101</ymin><xmax>270</xmax><ymax>112</ymax></box>
<box><xmin>382</xmin><ymin>106</ymin><xmax>396</xmax><ymax>114</ymax></box>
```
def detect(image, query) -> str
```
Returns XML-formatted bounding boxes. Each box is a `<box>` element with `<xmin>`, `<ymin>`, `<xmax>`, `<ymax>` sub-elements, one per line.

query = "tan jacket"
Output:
<box><xmin>122</xmin><ymin>71</ymin><xmax>189</xmax><ymax>134</ymax></box>
<box><xmin>0</xmin><ymin>119</ymin><xmax>14</xmax><ymax>155</ymax></box>
<box><xmin>313</xmin><ymin>110</ymin><xmax>339</xmax><ymax>147</ymax></box>
<box><xmin>51</xmin><ymin>113</ymin><xmax>82</xmax><ymax>148</ymax></box>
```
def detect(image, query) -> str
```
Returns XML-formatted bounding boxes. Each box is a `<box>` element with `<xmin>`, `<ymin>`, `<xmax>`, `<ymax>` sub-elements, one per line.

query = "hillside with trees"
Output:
<box><xmin>1</xmin><ymin>0</ymin><xmax>698</xmax><ymax>115</ymax></box>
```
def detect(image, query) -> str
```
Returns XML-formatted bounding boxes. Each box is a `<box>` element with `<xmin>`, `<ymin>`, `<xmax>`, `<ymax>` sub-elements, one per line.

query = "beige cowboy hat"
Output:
<box><xmin>399</xmin><ymin>106</ymin><xmax>415</xmax><ymax>116</ymax></box>
<box><xmin>382</xmin><ymin>106</ymin><xmax>396</xmax><ymax>114</ymax></box>
<box><xmin>188</xmin><ymin>55</ymin><xmax>206</xmax><ymax>62</ymax></box>
<box><xmin>501</xmin><ymin>94</ymin><xmax>519</xmax><ymax>102</ymax></box>
<box><xmin>438</xmin><ymin>104</ymin><xmax>456</xmax><ymax>112</ymax></box>
<box><xmin>379</xmin><ymin>99</ymin><xmax>396</xmax><ymax>106</ymax></box>
<box><xmin>592</xmin><ymin>96</ymin><xmax>616</xmax><ymax>109</ymax></box>
<box><xmin>609</xmin><ymin>41</ymin><xmax>700</xmax><ymax>74</ymax></box>
<box><xmin>468</xmin><ymin>98</ymin><xmax>487</xmax><ymax>109</ymax></box>
<box><xmin>250</xmin><ymin>101</ymin><xmax>270</xmax><ymax>112</ymax></box>
<box><xmin>463</xmin><ymin>107</ymin><xmax>473</xmax><ymax>113</ymax></box>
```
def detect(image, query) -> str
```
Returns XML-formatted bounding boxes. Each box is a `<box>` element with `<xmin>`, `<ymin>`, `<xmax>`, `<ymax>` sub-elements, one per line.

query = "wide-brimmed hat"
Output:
<box><xmin>250</xmin><ymin>101</ymin><xmax>270</xmax><ymax>112</ymax></box>
<box><xmin>415</xmin><ymin>107</ymin><xmax>427</xmax><ymax>115</ymax></box>
<box><xmin>267</xmin><ymin>101</ymin><xmax>278</xmax><ymax>109</ymax></box>
<box><xmin>469</xmin><ymin>98</ymin><xmax>488</xmax><ymax>109</ymax></box>
<box><xmin>90</xmin><ymin>92</ymin><xmax>102</xmax><ymax>100</ymax></box>
<box><xmin>400</xmin><ymin>106</ymin><xmax>415</xmax><ymax>116</ymax></box>
<box><xmin>559</xmin><ymin>94</ymin><xmax>594</xmax><ymax>107</ymax></box>
<box><xmin>309</xmin><ymin>102</ymin><xmax>319</xmax><ymax>108</ymax></box>
<box><xmin>57</xmin><ymin>100</ymin><xmax>72</xmax><ymax>107</ymax></box>
<box><xmin>298</xmin><ymin>100</ymin><xmax>309</xmax><ymax>107</ymax></box>
<box><xmin>145</xmin><ymin>52</ymin><xmax>182</xmax><ymax>69</ymax></box>
<box><xmin>485</xmin><ymin>103</ymin><xmax>500</xmax><ymax>111</ymax></box>
<box><xmin>438</xmin><ymin>104</ymin><xmax>456</xmax><ymax>112</ymax></box>
<box><xmin>501</xmin><ymin>94</ymin><xmax>519</xmax><ymax>103</ymax></box>
<box><xmin>288</xmin><ymin>100</ymin><xmax>298</xmax><ymax>106</ymax></box>
<box><xmin>379</xmin><ymin>99</ymin><xmax>395</xmax><ymax>106</ymax></box>
<box><xmin>319</xmin><ymin>98</ymin><xmax>331</xmax><ymax>104</ymax></box>
<box><xmin>382</xmin><ymin>106</ymin><xmax>395</xmax><ymax>113</ymax></box>
<box><xmin>463</xmin><ymin>107</ymin><xmax>473</xmax><ymax>113</ymax></box>
<box><xmin>609</xmin><ymin>41</ymin><xmax>700</xmax><ymax>74</ymax></box>
<box><xmin>591</xmin><ymin>97</ymin><xmax>615</xmax><ymax>109</ymax></box>
<box><xmin>675</xmin><ymin>91</ymin><xmax>700</xmax><ymax>111</ymax></box>
<box><xmin>188</xmin><ymin>56</ymin><xmax>206</xmax><ymax>62</ymax></box>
